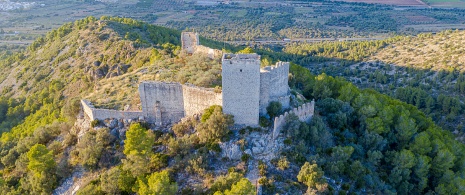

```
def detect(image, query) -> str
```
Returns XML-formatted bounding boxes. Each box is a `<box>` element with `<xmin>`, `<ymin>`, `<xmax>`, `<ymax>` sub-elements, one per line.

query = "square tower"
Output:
<box><xmin>222</xmin><ymin>54</ymin><xmax>261</xmax><ymax>126</ymax></box>
<box><xmin>181</xmin><ymin>32</ymin><xmax>199</xmax><ymax>54</ymax></box>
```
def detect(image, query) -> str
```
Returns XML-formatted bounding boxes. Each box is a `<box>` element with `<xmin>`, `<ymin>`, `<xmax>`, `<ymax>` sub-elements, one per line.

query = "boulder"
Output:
<box><xmin>220</xmin><ymin>142</ymin><xmax>242</xmax><ymax>160</ymax></box>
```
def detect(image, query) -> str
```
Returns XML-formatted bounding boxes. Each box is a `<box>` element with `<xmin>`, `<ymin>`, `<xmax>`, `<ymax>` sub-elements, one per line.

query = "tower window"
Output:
<box><xmin>240</xmin><ymin>69</ymin><xmax>242</xmax><ymax>72</ymax></box>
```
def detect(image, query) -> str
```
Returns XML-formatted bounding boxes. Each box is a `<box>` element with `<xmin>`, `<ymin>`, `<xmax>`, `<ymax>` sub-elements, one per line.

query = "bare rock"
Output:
<box><xmin>220</xmin><ymin>142</ymin><xmax>242</xmax><ymax>160</ymax></box>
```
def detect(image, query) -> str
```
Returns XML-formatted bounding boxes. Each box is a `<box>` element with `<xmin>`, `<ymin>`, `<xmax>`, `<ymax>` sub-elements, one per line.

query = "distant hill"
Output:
<box><xmin>282</xmin><ymin>29</ymin><xmax>465</xmax><ymax>136</ymax></box>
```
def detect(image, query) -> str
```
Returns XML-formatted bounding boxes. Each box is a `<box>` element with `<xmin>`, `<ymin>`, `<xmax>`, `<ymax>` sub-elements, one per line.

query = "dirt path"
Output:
<box><xmin>52</xmin><ymin>167</ymin><xmax>85</xmax><ymax>195</ymax></box>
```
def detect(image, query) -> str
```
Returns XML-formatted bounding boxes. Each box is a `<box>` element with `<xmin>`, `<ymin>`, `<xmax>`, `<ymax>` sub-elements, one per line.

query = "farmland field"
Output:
<box><xmin>423</xmin><ymin>0</ymin><xmax>465</xmax><ymax>8</ymax></box>
<box><xmin>337</xmin><ymin>0</ymin><xmax>465</xmax><ymax>7</ymax></box>
<box><xmin>334</xmin><ymin>0</ymin><xmax>427</xmax><ymax>6</ymax></box>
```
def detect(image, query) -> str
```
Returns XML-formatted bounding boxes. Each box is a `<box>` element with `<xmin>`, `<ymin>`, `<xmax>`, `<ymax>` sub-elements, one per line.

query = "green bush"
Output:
<box><xmin>241</xmin><ymin>154</ymin><xmax>251</xmax><ymax>163</ymax></box>
<box><xmin>91</xmin><ymin>119</ymin><xmax>100</xmax><ymax>127</ymax></box>
<box><xmin>259</xmin><ymin>117</ymin><xmax>271</xmax><ymax>127</ymax></box>
<box><xmin>266</xmin><ymin>101</ymin><xmax>282</xmax><ymax>118</ymax></box>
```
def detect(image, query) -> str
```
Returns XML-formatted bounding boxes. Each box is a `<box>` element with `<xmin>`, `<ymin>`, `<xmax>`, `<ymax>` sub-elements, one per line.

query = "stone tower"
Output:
<box><xmin>222</xmin><ymin>54</ymin><xmax>261</xmax><ymax>126</ymax></box>
<box><xmin>181</xmin><ymin>32</ymin><xmax>199</xmax><ymax>55</ymax></box>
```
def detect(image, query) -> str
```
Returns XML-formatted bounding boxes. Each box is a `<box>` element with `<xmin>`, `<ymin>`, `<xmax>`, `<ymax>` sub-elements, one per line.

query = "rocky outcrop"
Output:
<box><xmin>86</xmin><ymin>63</ymin><xmax>131</xmax><ymax>80</ymax></box>
<box><xmin>219</xmin><ymin>141</ymin><xmax>242</xmax><ymax>160</ymax></box>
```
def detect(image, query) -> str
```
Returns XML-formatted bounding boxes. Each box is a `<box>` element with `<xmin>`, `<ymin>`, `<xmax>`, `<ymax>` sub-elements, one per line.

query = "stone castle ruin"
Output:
<box><xmin>181</xmin><ymin>32</ymin><xmax>222</xmax><ymax>58</ymax></box>
<box><xmin>81</xmin><ymin>33</ymin><xmax>314</xmax><ymax>137</ymax></box>
<box><xmin>181</xmin><ymin>32</ymin><xmax>199</xmax><ymax>55</ymax></box>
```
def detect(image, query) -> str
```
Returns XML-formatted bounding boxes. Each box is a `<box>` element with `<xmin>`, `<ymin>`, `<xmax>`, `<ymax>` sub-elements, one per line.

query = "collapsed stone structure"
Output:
<box><xmin>181</xmin><ymin>32</ymin><xmax>222</xmax><ymax>58</ymax></box>
<box><xmin>81</xmin><ymin>32</ymin><xmax>314</xmax><ymax>133</ymax></box>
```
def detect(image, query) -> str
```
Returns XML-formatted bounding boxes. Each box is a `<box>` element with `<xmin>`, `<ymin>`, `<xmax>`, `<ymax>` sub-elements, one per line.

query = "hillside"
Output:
<box><xmin>371</xmin><ymin>30</ymin><xmax>465</xmax><ymax>72</ymax></box>
<box><xmin>280</xmin><ymin>30</ymin><xmax>465</xmax><ymax>136</ymax></box>
<box><xmin>0</xmin><ymin>17</ymin><xmax>464</xmax><ymax>195</ymax></box>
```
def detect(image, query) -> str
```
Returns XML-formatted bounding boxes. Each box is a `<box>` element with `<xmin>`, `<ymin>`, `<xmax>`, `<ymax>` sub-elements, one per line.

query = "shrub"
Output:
<box><xmin>266</xmin><ymin>101</ymin><xmax>282</xmax><ymax>118</ymax></box>
<box><xmin>197</xmin><ymin>106</ymin><xmax>233</xmax><ymax>144</ymax></box>
<box><xmin>241</xmin><ymin>154</ymin><xmax>251</xmax><ymax>163</ymax></box>
<box><xmin>91</xmin><ymin>119</ymin><xmax>100</xmax><ymax>127</ymax></box>
<box><xmin>201</xmin><ymin>105</ymin><xmax>222</xmax><ymax>122</ymax></box>
<box><xmin>259</xmin><ymin>117</ymin><xmax>271</xmax><ymax>127</ymax></box>
<box><xmin>258</xmin><ymin>160</ymin><xmax>267</xmax><ymax>176</ymax></box>
<box><xmin>277</xmin><ymin>156</ymin><xmax>290</xmax><ymax>171</ymax></box>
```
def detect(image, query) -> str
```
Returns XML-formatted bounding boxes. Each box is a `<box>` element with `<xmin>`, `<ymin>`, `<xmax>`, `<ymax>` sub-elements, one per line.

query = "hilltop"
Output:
<box><xmin>0</xmin><ymin>17</ymin><xmax>464</xmax><ymax>195</ymax></box>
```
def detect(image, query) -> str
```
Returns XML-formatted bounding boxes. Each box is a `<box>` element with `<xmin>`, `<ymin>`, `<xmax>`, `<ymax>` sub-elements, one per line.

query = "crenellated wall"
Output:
<box><xmin>259</xmin><ymin>62</ymin><xmax>290</xmax><ymax>115</ymax></box>
<box><xmin>81</xmin><ymin>100</ymin><xmax>143</xmax><ymax>121</ymax></box>
<box><xmin>273</xmin><ymin>100</ymin><xmax>315</xmax><ymax>139</ymax></box>
<box><xmin>182</xmin><ymin>84</ymin><xmax>222</xmax><ymax>117</ymax></box>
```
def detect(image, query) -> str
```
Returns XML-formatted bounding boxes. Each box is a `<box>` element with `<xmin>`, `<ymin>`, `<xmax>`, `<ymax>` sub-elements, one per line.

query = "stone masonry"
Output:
<box><xmin>181</xmin><ymin>31</ymin><xmax>222</xmax><ymax>58</ymax></box>
<box><xmin>81</xmin><ymin>54</ymin><xmax>293</xmax><ymax>127</ymax></box>
<box><xmin>222</xmin><ymin>54</ymin><xmax>262</xmax><ymax>126</ymax></box>
<box><xmin>181</xmin><ymin>32</ymin><xmax>199</xmax><ymax>55</ymax></box>
<box><xmin>80</xmin><ymin>32</ymin><xmax>311</xmax><ymax>128</ymax></box>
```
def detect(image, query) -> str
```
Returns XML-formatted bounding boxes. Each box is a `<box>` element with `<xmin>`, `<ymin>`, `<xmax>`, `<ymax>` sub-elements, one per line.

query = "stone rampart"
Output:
<box><xmin>273</xmin><ymin>100</ymin><xmax>315</xmax><ymax>139</ymax></box>
<box><xmin>139</xmin><ymin>81</ymin><xmax>224</xmax><ymax>125</ymax></box>
<box><xmin>139</xmin><ymin>82</ymin><xmax>185</xmax><ymax>125</ymax></box>
<box><xmin>182</xmin><ymin>84</ymin><xmax>223</xmax><ymax>117</ymax></box>
<box><xmin>81</xmin><ymin>100</ymin><xmax>143</xmax><ymax>121</ymax></box>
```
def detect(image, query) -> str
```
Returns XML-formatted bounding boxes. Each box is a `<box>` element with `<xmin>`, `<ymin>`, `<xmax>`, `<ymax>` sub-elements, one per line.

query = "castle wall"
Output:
<box><xmin>259</xmin><ymin>62</ymin><xmax>291</xmax><ymax>115</ymax></box>
<box><xmin>182</xmin><ymin>84</ymin><xmax>223</xmax><ymax>117</ymax></box>
<box><xmin>195</xmin><ymin>45</ymin><xmax>223</xmax><ymax>59</ymax></box>
<box><xmin>273</xmin><ymin>100</ymin><xmax>315</xmax><ymax>139</ymax></box>
<box><xmin>222</xmin><ymin>54</ymin><xmax>261</xmax><ymax>126</ymax></box>
<box><xmin>139</xmin><ymin>82</ymin><xmax>185</xmax><ymax>125</ymax></box>
<box><xmin>81</xmin><ymin>100</ymin><xmax>95</xmax><ymax>120</ymax></box>
<box><xmin>81</xmin><ymin>100</ymin><xmax>143</xmax><ymax>121</ymax></box>
<box><xmin>259</xmin><ymin>71</ymin><xmax>270</xmax><ymax>115</ymax></box>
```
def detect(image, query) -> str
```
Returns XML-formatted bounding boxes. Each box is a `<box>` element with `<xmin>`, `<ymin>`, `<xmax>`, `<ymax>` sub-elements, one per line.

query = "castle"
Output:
<box><xmin>81</xmin><ymin>32</ymin><xmax>314</xmax><ymax>131</ymax></box>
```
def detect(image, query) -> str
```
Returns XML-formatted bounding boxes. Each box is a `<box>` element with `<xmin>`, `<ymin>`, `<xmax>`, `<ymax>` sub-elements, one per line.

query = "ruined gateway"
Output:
<box><xmin>81</xmin><ymin>32</ymin><xmax>314</xmax><ymax>131</ymax></box>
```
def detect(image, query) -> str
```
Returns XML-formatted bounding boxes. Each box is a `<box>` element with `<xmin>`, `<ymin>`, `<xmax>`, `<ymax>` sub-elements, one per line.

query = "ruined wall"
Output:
<box><xmin>195</xmin><ymin>45</ymin><xmax>223</xmax><ymax>59</ymax></box>
<box><xmin>81</xmin><ymin>100</ymin><xmax>143</xmax><ymax>121</ymax></box>
<box><xmin>138</xmin><ymin>81</ymin><xmax>223</xmax><ymax>125</ymax></box>
<box><xmin>139</xmin><ymin>82</ymin><xmax>185</xmax><ymax>125</ymax></box>
<box><xmin>259</xmin><ymin>62</ymin><xmax>290</xmax><ymax>115</ymax></box>
<box><xmin>81</xmin><ymin>100</ymin><xmax>95</xmax><ymax>120</ymax></box>
<box><xmin>182</xmin><ymin>84</ymin><xmax>222</xmax><ymax>117</ymax></box>
<box><xmin>273</xmin><ymin>100</ymin><xmax>315</xmax><ymax>139</ymax></box>
<box><xmin>222</xmin><ymin>54</ymin><xmax>261</xmax><ymax>126</ymax></box>
<box><xmin>181</xmin><ymin>32</ymin><xmax>199</xmax><ymax>54</ymax></box>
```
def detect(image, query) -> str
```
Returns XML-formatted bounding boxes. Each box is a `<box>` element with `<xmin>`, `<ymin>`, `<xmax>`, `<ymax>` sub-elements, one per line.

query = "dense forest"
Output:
<box><xmin>0</xmin><ymin>17</ymin><xmax>464</xmax><ymax>194</ymax></box>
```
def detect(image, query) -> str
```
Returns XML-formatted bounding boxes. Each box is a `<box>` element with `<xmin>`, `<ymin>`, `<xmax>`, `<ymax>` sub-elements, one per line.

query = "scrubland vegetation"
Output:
<box><xmin>0</xmin><ymin>16</ymin><xmax>464</xmax><ymax>194</ymax></box>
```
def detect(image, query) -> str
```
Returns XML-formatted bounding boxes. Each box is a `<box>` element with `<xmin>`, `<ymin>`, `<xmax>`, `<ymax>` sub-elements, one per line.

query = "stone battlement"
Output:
<box><xmin>273</xmin><ymin>100</ymin><xmax>315</xmax><ymax>139</ymax></box>
<box><xmin>261</xmin><ymin>61</ymin><xmax>289</xmax><ymax>72</ymax></box>
<box><xmin>259</xmin><ymin>61</ymin><xmax>290</xmax><ymax>115</ymax></box>
<box><xmin>223</xmin><ymin>53</ymin><xmax>261</xmax><ymax>61</ymax></box>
